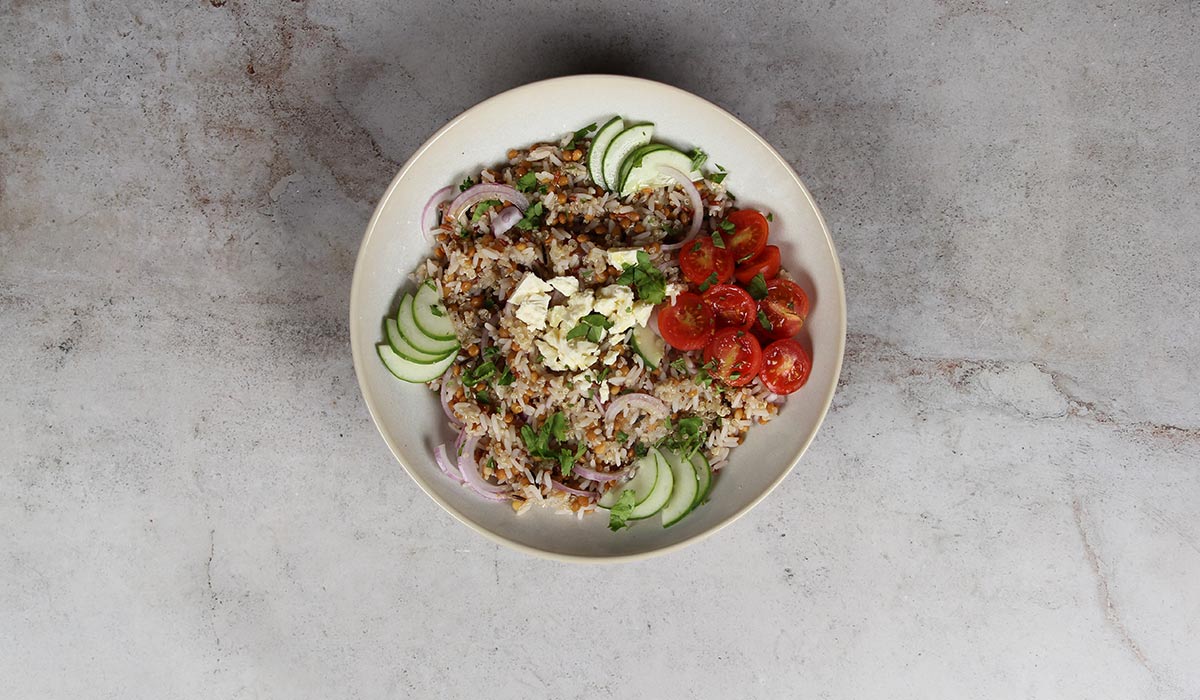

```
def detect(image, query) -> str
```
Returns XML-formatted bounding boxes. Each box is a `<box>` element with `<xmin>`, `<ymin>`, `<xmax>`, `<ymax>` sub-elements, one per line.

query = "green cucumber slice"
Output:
<box><xmin>660</xmin><ymin>448</ymin><xmax>700</xmax><ymax>527</ymax></box>
<box><xmin>688</xmin><ymin>451</ymin><xmax>713</xmax><ymax>510</ymax></box>
<box><xmin>616</xmin><ymin>143</ymin><xmax>670</xmax><ymax>194</ymax></box>
<box><xmin>598</xmin><ymin>450</ymin><xmax>661</xmax><ymax>509</ymax></box>
<box><xmin>378</xmin><ymin>343</ymin><xmax>456</xmax><ymax>383</ymax></box>
<box><xmin>587</xmin><ymin>116</ymin><xmax>624</xmax><ymax>190</ymax></box>
<box><xmin>413</xmin><ymin>280</ymin><xmax>457</xmax><ymax>341</ymax></box>
<box><xmin>397</xmin><ymin>294</ymin><xmax>459</xmax><ymax>355</ymax></box>
<box><xmin>601</xmin><ymin>123</ymin><xmax>654</xmax><ymax>193</ymax></box>
<box><xmin>629</xmin><ymin>448</ymin><xmax>673</xmax><ymax>519</ymax></box>
<box><xmin>619</xmin><ymin>146</ymin><xmax>702</xmax><ymax>197</ymax></box>
<box><xmin>630</xmin><ymin>324</ymin><xmax>665</xmax><ymax>369</ymax></box>
<box><xmin>386</xmin><ymin>318</ymin><xmax>452</xmax><ymax>364</ymax></box>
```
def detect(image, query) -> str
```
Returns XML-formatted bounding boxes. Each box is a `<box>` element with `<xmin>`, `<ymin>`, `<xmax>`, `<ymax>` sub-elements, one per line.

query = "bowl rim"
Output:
<box><xmin>349</xmin><ymin>74</ymin><xmax>846</xmax><ymax>563</ymax></box>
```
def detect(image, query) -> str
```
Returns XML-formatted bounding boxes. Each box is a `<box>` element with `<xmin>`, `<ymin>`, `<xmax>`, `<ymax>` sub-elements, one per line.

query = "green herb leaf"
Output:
<box><xmin>711</xmin><ymin>231</ymin><xmax>725</xmax><ymax>248</ymax></box>
<box><xmin>670</xmin><ymin>357</ymin><xmax>687</xmax><ymax>372</ymax></box>
<box><xmin>457</xmin><ymin>225</ymin><xmax>470</xmax><ymax>238</ymax></box>
<box><xmin>616</xmin><ymin>430</ymin><xmax>629</xmax><ymax>443</ymax></box>
<box><xmin>617</xmin><ymin>251</ymin><xmax>667</xmax><ymax>304</ymax></box>
<box><xmin>689</xmin><ymin>148</ymin><xmax>707</xmax><ymax>171</ymax></box>
<box><xmin>633</xmin><ymin>442</ymin><xmax>649</xmax><ymax>458</ymax></box>
<box><xmin>515</xmin><ymin>201</ymin><xmax>544</xmax><ymax>231</ymax></box>
<box><xmin>566</xmin><ymin>323</ymin><xmax>589</xmax><ymax>341</ymax></box>
<box><xmin>496</xmin><ymin>367</ymin><xmax>514</xmax><ymax>386</ymax></box>
<box><xmin>765</xmin><ymin>212</ymin><xmax>774</xmax><ymax>222</ymax></box>
<box><xmin>515</xmin><ymin>171</ymin><xmax>538</xmax><ymax>192</ymax></box>
<box><xmin>747</xmin><ymin>273</ymin><xmax>769</xmax><ymax>300</ymax></box>
<box><xmin>475</xmin><ymin>389</ymin><xmax>491</xmax><ymax>405</ymax></box>
<box><xmin>757</xmin><ymin>308</ymin><xmax>773</xmax><ymax>331</ymax></box>
<box><xmin>709</xmin><ymin>172</ymin><xmax>727</xmax><ymax>184</ymax></box>
<box><xmin>482</xmin><ymin>346</ymin><xmax>499</xmax><ymax>360</ymax></box>
<box><xmin>565</xmin><ymin>122</ymin><xmax>598</xmax><ymax>150</ymax></box>
<box><xmin>463</xmin><ymin>360</ymin><xmax>496</xmax><ymax>386</ymax></box>
<box><xmin>471</xmin><ymin>199</ymin><xmax>502</xmax><ymax>222</ymax></box>
<box><xmin>659</xmin><ymin>414</ymin><xmax>707</xmax><ymax>460</ymax></box>
<box><xmin>698</xmin><ymin>271</ymin><xmax>719</xmax><ymax>293</ymax></box>
<box><xmin>459</xmin><ymin>177</ymin><xmax>474</xmax><ymax>192</ymax></box>
<box><xmin>430</xmin><ymin>304</ymin><xmax>445</xmax><ymax>317</ymax></box>
<box><xmin>608</xmin><ymin>489</ymin><xmax>637</xmax><ymax>531</ymax></box>
<box><xmin>718</xmin><ymin>219</ymin><xmax>735</xmax><ymax>234</ymax></box>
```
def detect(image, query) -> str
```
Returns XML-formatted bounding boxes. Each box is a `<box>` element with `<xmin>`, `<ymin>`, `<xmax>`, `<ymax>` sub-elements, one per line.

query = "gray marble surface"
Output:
<box><xmin>2</xmin><ymin>1</ymin><xmax>1198</xmax><ymax>697</ymax></box>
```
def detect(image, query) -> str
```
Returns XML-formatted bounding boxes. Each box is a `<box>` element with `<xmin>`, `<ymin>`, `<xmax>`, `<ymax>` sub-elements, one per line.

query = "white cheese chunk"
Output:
<box><xmin>508</xmin><ymin>272</ymin><xmax>553</xmax><ymax>305</ymax></box>
<box><xmin>546</xmin><ymin>276</ymin><xmax>580</xmax><ymax>296</ymax></box>
<box><xmin>606</xmin><ymin>248</ymin><xmax>642</xmax><ymax>270</ymax></box>
<box><xmin>514</xmin><ymin>293</ymin><xmax>551</xmax><ymax>330</ymax></box>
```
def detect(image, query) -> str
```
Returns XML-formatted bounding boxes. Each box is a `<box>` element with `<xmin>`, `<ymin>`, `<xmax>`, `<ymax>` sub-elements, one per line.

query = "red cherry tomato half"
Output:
<box><xmin>678</xmin><ymin>237</ymin><xmax>734</xmax><ymax>287</ymax></box>
<box><xmin>719</xmin><ymin>210</ymin><xmax>769</xmax><ymax>262</ymax></box>
<box><xmin>760</xmin><ymin>338</ymin><xmax>812</xmax><ymax>394</ymax></box>
<box><xmin>733</xmin><ymin>245</ymin><xmax>781</xmax><ymax>285</ymax></box>
<box><xmin>756</xmin><ymin>278</ymin><xmax>810</xmax><ymax>340</ymax></box>
<box><xmin>701</xmin><ymin>284</ymin><xmax>756</xmax><ymax>331</ymax></box>
<box><xmin>657</xmin><ymin>292</ymin><xmax>716</xmax><ymax>351</ymax></box>
<box><xmin>702</xmin><ymin>328</ymin><xmax>763</xmax><ymax>388</ymax></box>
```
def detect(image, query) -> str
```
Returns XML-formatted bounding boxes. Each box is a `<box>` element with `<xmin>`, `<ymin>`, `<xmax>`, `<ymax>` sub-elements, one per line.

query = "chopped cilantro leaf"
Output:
<box><xmin>608</xmin><ymin>489</ymin><xmax>637</xmax><ymax>531</ymax></box>
<box><xmin>747</xmin><ymin>273</ymin><xmax>769</xmax><ymax>300</ymax></box>
<box><xmin>475</xmin><ymin>389</ymin><xmax>491</xmax><ymax>405</ymax></box>
<box><xmin>710</xmin><ymin>170</ymin><xmax>727</xmax><ymax>184</ymax></box>
<box><xmin>633</xmin><ymin>442</ymin><xmax>649</xmax><ymax>458</ymax></box>
<box><xmin>471</xmin><ymin>199</ymin><xmax>502</xmax><ymax>222</ymax></box>
<box><xmin>462</xmin><ymin>361</ymin><xmax>496</xmax><ymax>386</ymax></box>
<box><xmin>459</xmin><ymin>177</ymin><xmax>474</xmax><ymax>192</ymax></box>
<box><xmin>718</xmin><ymin>219</ymin><xmax>735</xmax><ymax>234</ymax></box>
<box><xmin>515</xmin><ymin>171</ymin><xmax>538</xmax><ymax>192</ymax></box>
<box><xmin>711</xmin><ymin>231</ymin><xmax>725</xmax><ymax>248</ymax></box>
<box><xmin>496</xmin><ymin>367</ymin><xmax>514</xmax><ymax>386</ymax></box>
<box><xmin>515</xmin><ymin>201</ymin><xmax>544</xmax><ymax>231</ymax></box>
<box><xmin>617</xmin><ymin>251</ymin><xmax>667</xmax><ymax>304</ymax></box>
<box><xmin>565</xmin><ymin>122</ymin><xmax>597</xmax><ymax>150</ymax></box>
<box><xmin>757</xmin><ymin>308</ymin><xmax>773</xmax><ymax>331</ymax></box>
<box><xmin>698</xmin><ymin>271</ymin><xmax>719</xmax><ymax>292</ymax></box>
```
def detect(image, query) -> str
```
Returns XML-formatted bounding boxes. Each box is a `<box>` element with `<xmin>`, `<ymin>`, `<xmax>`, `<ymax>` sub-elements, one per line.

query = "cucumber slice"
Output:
<box><xmin>630</xmin><ymin>324</ymin><xmax>665</xmax><ymax>369</ymax></box>
<box><xmin>378</xmin><ymin>343</ymin><xmax>456</xmax><ymax>383</ymax></box>
<box><xmin>616</xmin><ymin>143</ymin><xmax>670</xmax><ymax>194</ymax></box>
<box><xmin>598</xmin><ymin>450</ymin><xmax>661</xmax><ymax>509</ymax></box>
<box><xmin>688</xmin><ymin>451</ymin><xmax>713</xmax><ymax>509</ymax></box>
<box><xmin>412</xmin><ymin>280</ymin><xmax>457</xmax><ymax>341</ymax></box>
<box><xmin>588</xmin><ymin>116</ymin><xmax>624</xmax><ymax>190</ymax></box>
<box><xmin>629</xmin><ymin>448</ymin><xmax>673</xmax><ymax>519</ymax></box>
<box><xmin>601</xmin><ymin>123</ymin><xmax>654</xmax><ymax>193</ymax></box>
<box><xmin>660</xmin><ymin>448</ymin><xmax>700</xmax><ymax>527</ymax></box>
<box><xmin>386</xmin><ymin>318</ymin><xmax>452</xmax><ymax>364</ymax></box>
<box><xmin>620</xmin><ymin>146</ymin><xmax>702</xmax><ymax>197</ymax></box>
<box><xmin>397</xmin><ymin>294</ymin><xmax>459</xmax><ymax>355</ymax></box>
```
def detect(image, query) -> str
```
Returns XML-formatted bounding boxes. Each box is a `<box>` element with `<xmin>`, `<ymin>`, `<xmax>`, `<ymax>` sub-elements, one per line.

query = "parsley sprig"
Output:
<box><xmin>608</xmin><ymin>489</ymin><xmax>637</xmax><ymax>531</ymax></box>
<box><xmin>515</xmin><ymin>201</ymin><xmax>544</xmax><ymax>231</ymax></box>
<box><xmin>520</xmin><ymin>412</ymin><xmax>586</xmax><ymax>476</ymax></box>
<box><xmin>616</xmin><ymin>251</ymin><xmax>667</xmax><ymax>304</ymax></box>
<box><xmin>515</xmin><ymin>171</ymin><xmax>538</xmax><ymax>193</ymax></box>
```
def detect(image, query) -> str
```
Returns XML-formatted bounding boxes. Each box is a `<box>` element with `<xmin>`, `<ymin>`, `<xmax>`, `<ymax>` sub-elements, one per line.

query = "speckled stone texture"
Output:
<box><xmin>2</xmin><ymin>1</ymin><xmax>1198</xmax><ymax>697</ymax></box>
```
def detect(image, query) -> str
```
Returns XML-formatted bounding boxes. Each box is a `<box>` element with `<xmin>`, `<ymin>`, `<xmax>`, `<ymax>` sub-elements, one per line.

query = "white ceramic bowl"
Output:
<box><xmin>350</xmin><ymin>75</ymin><xmax>845</xmax><ymax>562</ymax></box>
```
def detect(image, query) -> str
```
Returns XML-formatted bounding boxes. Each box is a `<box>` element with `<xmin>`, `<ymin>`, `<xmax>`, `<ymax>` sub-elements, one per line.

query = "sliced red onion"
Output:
<box><xmin>647</xmin><ymin>308</ymin><xmax>662</xmax><ymax>339</ymax></box>
<box><xmin>570</xmin><ymin>463</ymin><xmax>630</xmax><ymax>483</ymax></box>
<box><xmin>457</xmin><ymin>435</ymin><xmax>509</xmax><ymax>500</ymax></box>
<box><xmin>447</xmin><ymin>183</ymin><xmax>529</xmax><ymax>222</ymax></box>
<box><xmin>421</xmin><ymin>185</ymin><xmax>455</xmax><ymax>242</ymax></box>
<box><xmin>440</xmin><ymin>377</ymin><xmax>462</xmax><ymax>426</ymax></box>
<box><xmin>492</xmin><ymin>206</ymin><xmax>523</xmax><ymax>236</ymax></box>
<box><xmin>434</xmin><ymin>443</ymin><xmax>465</xmax><ymax>484</ymax></box>
<box><xmin>658</xmin><ymin>167</ymin><xmax>705</xmax><ymax>251</ymax></box>
<box><xmin>551</xmin><ymin>480</ymin><xmax>594</xmax><ymax>498</ymax></box>
<box><xmin>604</xmin><ymin>392</ymin><xmax>669</xmax><ymax>425</ymax></box>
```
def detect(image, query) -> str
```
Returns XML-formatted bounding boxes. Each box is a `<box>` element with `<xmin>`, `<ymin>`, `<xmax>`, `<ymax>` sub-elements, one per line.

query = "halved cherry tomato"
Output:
<box><xmin>701</xmin><ymin>284</ymin><xmax>756</xmax><ymax>331</ymax></box>
<box><xmin>760</xmin><ymin>338</ymin><xmax>811</xmax><ymax>394</ymax></box>
<box><xmin>755</xmin><ymin>278</ymin><xmax>810</xmax><ymax>340</ymax></box>
<box><xmin>733</xmin><ymin>245</ymin><xmax>781</xmax><ymax>285</ymax></box>
<box><xmin>719</xmin><ymin>210</ymin><xmax>769</xmax><ymax>263</ymax></box>
<box><xmin>678</xmin><ymin>237</ymin><xmax>733</xmax><ymax>287</ymax></box>
<box><xmin>657</xmin><ymin>292</ymin><xmax>715</xmax><ymax>351</ymax></box>
<box><xmin>702</xmin><ymin>328</ymin><xmax>763</xmax><ymax>387</ymax></box>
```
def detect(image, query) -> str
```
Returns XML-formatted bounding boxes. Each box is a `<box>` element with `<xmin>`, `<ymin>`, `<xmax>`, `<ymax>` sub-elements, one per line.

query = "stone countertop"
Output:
<box><xmin>2</xmin><ymin>1</ymin><xmax>1197</xmax><ymax>697</ymax></box>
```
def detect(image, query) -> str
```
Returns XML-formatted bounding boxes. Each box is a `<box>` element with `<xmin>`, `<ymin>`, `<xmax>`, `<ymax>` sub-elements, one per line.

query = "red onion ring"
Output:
<box><xmin>434</xmin><ymin>443</ymin><xmax>466</xmax><ymax>484</ymax></box>
<box><xmin>492</xmin><ymin>206</ymin><xmax>523</xmax><ymax>236</ymax></box>
<box><xmin>570</xmin><ymin>463</ymin><xmax>630</xmax><ymax>483</ymax></box>
<box><xmin>657</xmin><ymin>167</ymin><xmax>704</xmax><ymax>252</ymax></box>
<box><xmin>457</xmin><ymin>435</ymin><xmax>509</xmax><ymax>500</ymax></box>
<box><xmin>551</xmin><ymin>480</ymin><xmax>594</xmax><ymax>498</ymax></box>
<box><xmin>421</xmin><ymin>185</ymin><xmax>455</xmax><ymax>242</ymax></box>
<box><xmin>447</xmin><ymin>183</ymin><xmax>529</xmax><ymax>222</ymax></box>
<box><xmin>604</xmin><ymin>392</ymin><xmax>669</xmax><ymax>425</ymax></box>
<box><xmin>440</xmin><ymin>377</ymin><xmax>462</xmax><ymax>426</ymax></box>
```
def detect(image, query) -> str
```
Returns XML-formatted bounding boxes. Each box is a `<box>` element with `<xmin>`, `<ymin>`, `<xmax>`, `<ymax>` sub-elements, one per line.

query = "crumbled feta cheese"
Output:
<box><xmin>606</xmin><ymin>248</ymin><xmax>642</xmax><ymax>270</ymax></box>
<box><xmin>546</xmin><ymin>276</ymin><xmax>580</xmax><ymax>296</ymax></box>
<box><xmin>514</xmin><ymin>293</ymin><xmax>550</xmax><ymax>330</ymax></box>
<box><xmin>508</xmin><ymin>272</ymin><xmax>553</xmax><ymax>305</ymax></box>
